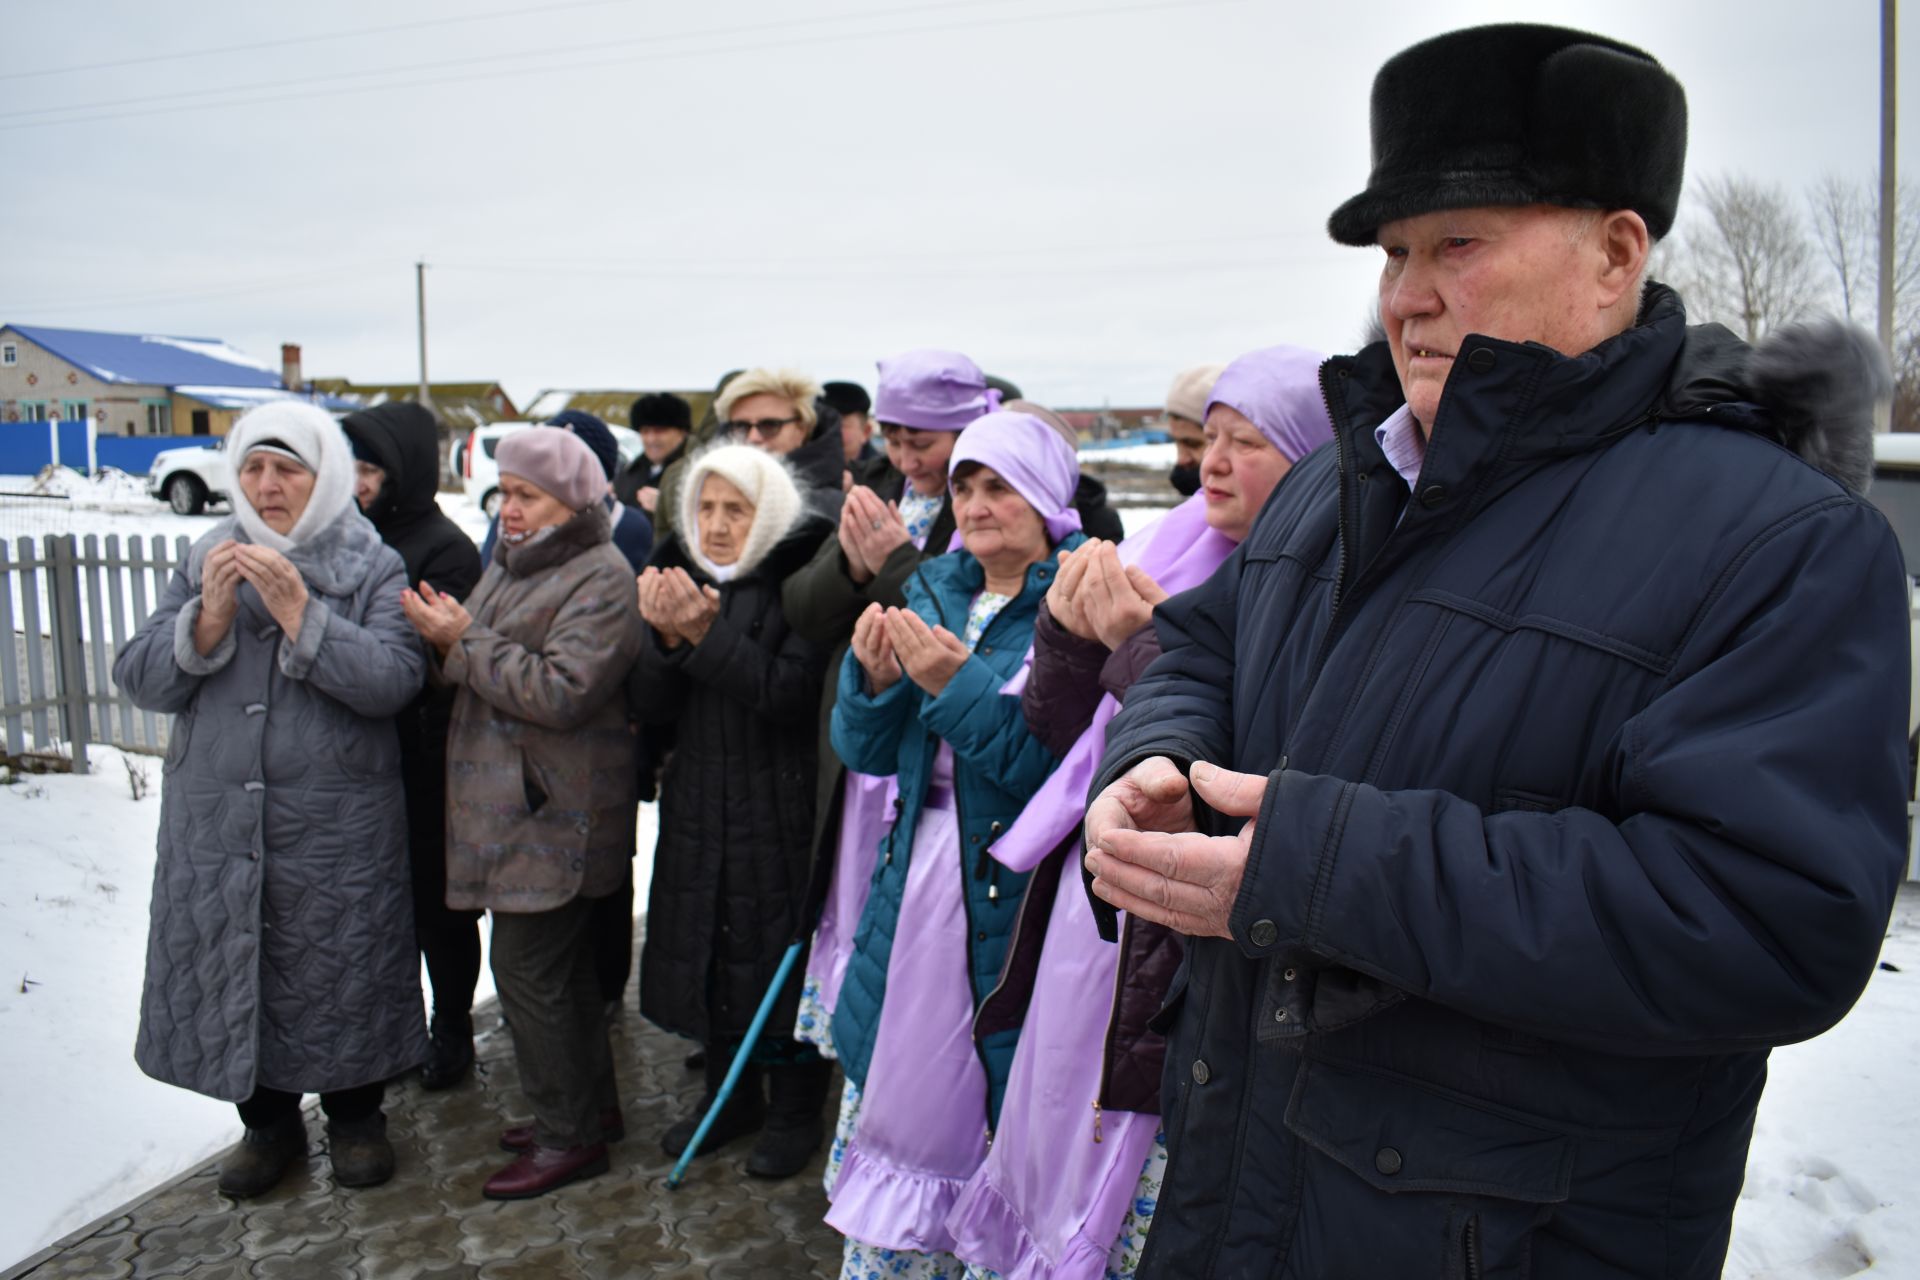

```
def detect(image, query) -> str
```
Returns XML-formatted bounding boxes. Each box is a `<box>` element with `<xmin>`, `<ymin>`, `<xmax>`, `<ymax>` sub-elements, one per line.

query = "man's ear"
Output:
<box><xmin>1594</xmin><ymin>209</ymin><xmax>1651</xmax><ymax>310</ymax></box>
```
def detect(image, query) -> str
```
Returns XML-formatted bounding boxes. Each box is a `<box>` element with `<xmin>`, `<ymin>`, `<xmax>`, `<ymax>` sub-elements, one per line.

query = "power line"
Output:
<box><xmin>0</xmin><ymin>0</ymin><xmax>1019</xmax><ymax>121</ymax></box>
<box><xmin>434</xmin><ymin>252</ymin><xmax>1344</xmax><ymax>281</ymax></box>
<box><xmin>9</xmin><ymin>264</ymin><xmax>395</xmax><ymax>316</ymax></box>
<box><xmin>2</xmin><ymin>0</ymin><xmax>645</xmax><ymax>82</ymax></box>
<box><xmin>434</xmin><ymin>230</ymin><xmax>1319</xmax><ymax>272</ymax></box>
<box><xmin>0</xmin><ymin>0</ymin><xmax>1236</xmax><ymax>132</ymax></box>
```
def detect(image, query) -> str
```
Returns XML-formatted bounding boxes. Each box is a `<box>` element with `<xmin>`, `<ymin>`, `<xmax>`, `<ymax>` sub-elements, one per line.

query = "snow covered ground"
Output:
<box><xmin>2</xmin><ymin>473</ymin><xmax>1918</xmax><ymax>1275</ymax></box>
<box><xmin>0</xmin><ymin>748</ymin><xmax>660</xmax><ymax>1268</ymax></box>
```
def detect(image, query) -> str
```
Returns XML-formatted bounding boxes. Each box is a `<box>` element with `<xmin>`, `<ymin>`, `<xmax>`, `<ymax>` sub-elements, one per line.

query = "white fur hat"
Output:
<box><xmin>679</xmin><ymin>443</ymin><xmax>805</xmax><ymax>579</ymax></box>
<box><xmin>225</xmin><ymin>401</ymin><xmax>357</xmax><ymax>552</ymax></box>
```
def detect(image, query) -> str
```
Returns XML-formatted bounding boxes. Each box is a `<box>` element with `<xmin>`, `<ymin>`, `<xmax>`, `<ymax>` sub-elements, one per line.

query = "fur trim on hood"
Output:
<box><xmin>1745</xmin><ymin>318</ymin><xmax>1891</xmax><ymax>496</ymax></box>
<box><xmin>1630</xmin><ymin>285</ymin><xmax>1888</xmax><ymax>496</ymax></box>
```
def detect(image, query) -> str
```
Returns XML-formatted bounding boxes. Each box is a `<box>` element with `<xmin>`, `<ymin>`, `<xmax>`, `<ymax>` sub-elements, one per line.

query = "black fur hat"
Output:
<box><xmin>821</xmin><ymin>380</ymin><xmax>872</xmax><ymax>417</ymax></box>
<box><xmin>1328</xmin><ymin>24</ymin><xmax>1687</xmax><ymax>247</ymax></box>
<box><xmin>629</xmin><ymin>392</ymin><xmax>691</xmax><ymax>433</ymax></box>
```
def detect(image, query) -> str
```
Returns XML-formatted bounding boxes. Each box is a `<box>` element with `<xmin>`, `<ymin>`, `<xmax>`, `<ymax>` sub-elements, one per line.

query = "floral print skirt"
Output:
<box><xmin>831</xmin><ymin>1079</ymin><xmax>972</xmax><ymax>1279</ymax></box>
<box><xmin>950</xmin><ymin>1130</ymin><xmax>1166</xmax><ymax>1280</ymax></box>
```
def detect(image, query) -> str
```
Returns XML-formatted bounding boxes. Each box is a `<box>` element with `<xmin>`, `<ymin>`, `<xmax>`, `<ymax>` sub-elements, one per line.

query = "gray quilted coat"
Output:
<box><xmin>113</xmin><ymin>512</ymin><xmax>429</xmax><ymax>1102</ymax></box>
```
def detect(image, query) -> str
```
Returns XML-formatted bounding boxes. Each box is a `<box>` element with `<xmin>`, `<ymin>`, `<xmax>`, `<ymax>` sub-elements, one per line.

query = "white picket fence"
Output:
<box><xmin>0</xmin><ymin>533</ymin><xmax>191</xmax><ymax>768</ymax></box>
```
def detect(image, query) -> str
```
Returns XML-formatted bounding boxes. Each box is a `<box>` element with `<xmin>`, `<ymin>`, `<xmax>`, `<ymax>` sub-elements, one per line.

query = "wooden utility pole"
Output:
<box><xmin>416</xmin><ymin>259</ymin><xmax>434</xmax><ymax>412</ymax></box>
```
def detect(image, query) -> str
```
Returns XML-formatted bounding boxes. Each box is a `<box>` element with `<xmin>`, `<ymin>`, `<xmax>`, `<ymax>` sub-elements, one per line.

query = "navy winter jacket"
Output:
<box><xmin>1093</xmin><ymin>288</ymin><xmax>1910</xmax><ymax>1279</ymax></box>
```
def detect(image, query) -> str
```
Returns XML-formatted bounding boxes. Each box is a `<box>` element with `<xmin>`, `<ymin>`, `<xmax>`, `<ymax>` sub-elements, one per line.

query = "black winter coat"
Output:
<box><xmin>340</xmin><ymin>403</ymin><xmax>483</xmax><ymax>917</ymax></box>
<box><xmin>630</xmin><ymin>520</ymin><xmax>834</xmax><ymax>1045</ymax></box>
<box><xmin>1092</xmin><ymin>290</ymin><xmax>1910</xmax><ymax>1280</ymax></box>
<box><xmin>613</xmin><ymin>439</ymin><xmax>684</xmax><ymax>509</ymax></box>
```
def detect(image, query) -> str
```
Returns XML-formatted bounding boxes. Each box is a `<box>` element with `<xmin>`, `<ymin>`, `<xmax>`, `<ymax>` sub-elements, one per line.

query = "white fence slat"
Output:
<box><xmin>0</xmin><ymin>540</ymin><xmax>21</xmax><ymax>755</ymax></box>
<box><xmin>17</xmin><ymin>538</ymin><xmax>50</xmax><ymax>746</ymax></box>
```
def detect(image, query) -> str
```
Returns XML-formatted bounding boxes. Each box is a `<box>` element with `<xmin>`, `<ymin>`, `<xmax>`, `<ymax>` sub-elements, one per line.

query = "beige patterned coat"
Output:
<box><xmin>440</xmin><ymin>503</ymin><xmax>643</xmax><ymax>913</ymax></box>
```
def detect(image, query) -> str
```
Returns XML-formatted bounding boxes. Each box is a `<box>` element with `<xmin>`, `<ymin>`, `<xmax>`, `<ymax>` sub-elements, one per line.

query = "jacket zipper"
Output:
<box><xmin>1093</xmin><ymin>910</ymin><xmax>1135</xmax><ymax>1136</ymax></box>
<box><xmin>917</xmin><ymin>561</ymin><xmax>1004</xmax><ymax>1142</ymax></box>
<box><xmin>1462</xmin><ymin>1214</ymin><xmax>1482</xmax><ymax>1280</ymax></box>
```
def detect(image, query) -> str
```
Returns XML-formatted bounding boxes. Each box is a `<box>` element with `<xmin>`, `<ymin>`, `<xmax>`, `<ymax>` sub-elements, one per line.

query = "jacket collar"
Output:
<box><xmin>919</xmin><ymin>531</ymin><xmax>1087</xmax><ymax>600</ymax></box>
<box><xmin>493</xmin><ymin>502</ymin><xmax>611</xmax><ymax>577</ymax></box>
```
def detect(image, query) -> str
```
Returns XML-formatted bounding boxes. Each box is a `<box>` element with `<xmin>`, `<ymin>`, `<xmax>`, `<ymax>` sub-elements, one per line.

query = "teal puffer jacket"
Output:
<box><xmin>829</xmin><ymin>533</ymin><xmax>1084</xmax><ymax>1125</ymax></box>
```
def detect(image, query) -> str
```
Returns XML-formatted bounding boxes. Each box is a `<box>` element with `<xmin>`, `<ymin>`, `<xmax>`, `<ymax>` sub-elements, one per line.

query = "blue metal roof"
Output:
<box><xmin>6</xmin><ymin>324</ymin><xmax>284</xmax><ymax>389</ymax></box>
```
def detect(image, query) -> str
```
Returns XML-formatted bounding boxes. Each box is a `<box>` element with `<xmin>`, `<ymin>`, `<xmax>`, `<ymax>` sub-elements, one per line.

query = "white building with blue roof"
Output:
<box><xmin>0</xmin><ymin>324</ymin><xmax>343</xmax><ymax>440</ymax></box>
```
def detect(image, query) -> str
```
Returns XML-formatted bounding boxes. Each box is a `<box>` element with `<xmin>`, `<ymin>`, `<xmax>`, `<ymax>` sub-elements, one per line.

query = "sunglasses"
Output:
<box><xmin>725</xmin><ymin>416</ymin><xmax>802</xmax><ymax>439</ymax></box>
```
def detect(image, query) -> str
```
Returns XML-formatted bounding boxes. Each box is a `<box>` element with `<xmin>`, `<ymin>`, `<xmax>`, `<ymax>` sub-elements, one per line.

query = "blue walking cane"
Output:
<box><xmin>667</xmin><ymin>939</ymin><xmax>805</xmax><ymax>1190</ymax></box>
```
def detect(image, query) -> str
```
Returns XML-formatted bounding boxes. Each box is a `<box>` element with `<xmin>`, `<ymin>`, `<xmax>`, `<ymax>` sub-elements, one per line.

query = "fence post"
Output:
<box><xmin>46</xmin><ymin>534</ymin><xmax>90</xmax><ymax>772</ymax></box>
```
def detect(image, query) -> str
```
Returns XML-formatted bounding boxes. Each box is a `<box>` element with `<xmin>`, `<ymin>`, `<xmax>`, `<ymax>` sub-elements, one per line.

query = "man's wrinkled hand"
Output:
<box><xmin>1084</xmin><ymin>761</ymin><xmax>1269</xmax><ymax>938</ymax></box>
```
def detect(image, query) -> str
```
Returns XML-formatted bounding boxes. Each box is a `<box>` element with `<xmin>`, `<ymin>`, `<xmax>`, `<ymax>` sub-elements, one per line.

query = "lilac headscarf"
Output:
<box><xmin>946</xmin><ymin>411</ymin><xmax>1082</xmax><ymax>550</ymax></box>
<box><xmin>873</xmin><ymin>349</ymin><xmax>1001</xmax><ymax>432</ymax></box>
<box><xmin>1204</xmin><ymin>344</ymin><xmax>1334</xmax><ymax>462</ymax></box>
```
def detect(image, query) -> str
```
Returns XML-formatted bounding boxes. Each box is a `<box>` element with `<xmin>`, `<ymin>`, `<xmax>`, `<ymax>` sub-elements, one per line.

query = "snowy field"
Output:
<box><xmin>1080</xmin><ymin>439</ymin><xmax>1177</xmax><ymax>469</ymax></box>
<box><xmin>2</xmin><ymin>471</ymin><xmax>1918</xmax><ymax>1275</ymax></box>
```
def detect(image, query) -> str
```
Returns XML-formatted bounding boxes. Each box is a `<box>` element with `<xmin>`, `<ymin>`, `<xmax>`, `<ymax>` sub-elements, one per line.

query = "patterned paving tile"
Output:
<box><xmin>6</xmin><ymin>930</ymin><xmax>844</xmax><ymax>1280</ymax></box>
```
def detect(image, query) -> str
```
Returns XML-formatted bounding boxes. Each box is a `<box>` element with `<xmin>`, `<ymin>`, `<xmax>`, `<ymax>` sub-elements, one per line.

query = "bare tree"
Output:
<box><xmin>1665</xmin><ymin>174</ymin><xmax>1822</xmax><ymax>343</ymax></box>
<box><xmin>1807</xmin><ymin>172</ymin><xmax>1920</xmax><ymax>334</ymax></box>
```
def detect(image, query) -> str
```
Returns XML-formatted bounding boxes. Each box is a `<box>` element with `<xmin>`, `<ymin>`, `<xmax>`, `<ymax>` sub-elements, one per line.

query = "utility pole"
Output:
<box><xmin>416</xmin><ymin>259</ymin><xmax>434</xmax><ymax>412</ymax></box>
<box><xmin>1879</xmin><ymin>0</ymin><xmax>1897</xmax><ymax>431</ymax></box>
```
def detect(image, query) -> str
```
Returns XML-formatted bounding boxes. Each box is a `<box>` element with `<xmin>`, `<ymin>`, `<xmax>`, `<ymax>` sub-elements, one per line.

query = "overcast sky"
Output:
<box><xmin>3</xmin><ymin>0</ymin><xmax>1914</xmax><ymax>411</ymax></box>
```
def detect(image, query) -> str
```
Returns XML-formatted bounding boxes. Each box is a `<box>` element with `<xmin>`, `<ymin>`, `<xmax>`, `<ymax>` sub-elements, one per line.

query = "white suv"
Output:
<box><xmin>456</xmin><ymin>421</ymin><xmax>644</xmax><ymax>517</ymax></box>
<box><xmin>148</xmin><ymin>440</ymin><xmax>233</xmax><ymax>515</ymax></box>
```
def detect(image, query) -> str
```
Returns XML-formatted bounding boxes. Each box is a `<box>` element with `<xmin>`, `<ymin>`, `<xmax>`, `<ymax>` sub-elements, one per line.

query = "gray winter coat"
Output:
<box><xmin>114</xmin><ymin>512</ymin><xmax>428</xmax><ymax>1102</ymax></box>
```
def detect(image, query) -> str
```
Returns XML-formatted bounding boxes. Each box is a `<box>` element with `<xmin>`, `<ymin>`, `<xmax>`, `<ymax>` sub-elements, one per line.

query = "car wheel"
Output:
<box><xmin>165</xmin><ymin>474</ymin><xmax>207</xmax><ymax>515</ymax></box>
<box><xmin>482</xmin><ymin>488</ymin><xmax>502</xmax><ymax>518</ymax></box>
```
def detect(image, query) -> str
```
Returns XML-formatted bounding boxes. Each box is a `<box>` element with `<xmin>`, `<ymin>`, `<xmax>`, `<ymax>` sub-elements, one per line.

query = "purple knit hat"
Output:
<box><xmin>495</xmin><ymin>427</ymin><xmax>609</xmax><ymax>511</ymax></box>
<box><xmin>947</xmin><ymin>411</ymin><xmax>1083</xmax><ymax>546</ymax></box>
<box><xmin>872</xmin><ymin>349</ymin><xmax>1001</xmax><ymax>432</ymax></box>
<box><xmin>1204</xmin><ymin>344</ymin><xmax>1335</xmax><ymax>462</ymax></box>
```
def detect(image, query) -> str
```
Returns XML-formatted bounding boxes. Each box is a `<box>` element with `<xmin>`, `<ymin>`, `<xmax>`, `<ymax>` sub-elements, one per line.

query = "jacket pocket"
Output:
<box><xmin>1492</xmin><ymin>788</ymin><xmax>1560</xmax><ymax>814</ymax></box>
<box><xmin>162</xmin><ymin>711</ymin><xmax>193</xmax><ymax>774</ymax></box>
<box><xmin>1282</xmin><ymin>1059</ymin><xmax>1568</xmax><ymax>1280</ymax></box>
<box><xmin>1144</xmin><ymin>958</ymin><xmax>1189</xmax><ymax>1035</ymax></box>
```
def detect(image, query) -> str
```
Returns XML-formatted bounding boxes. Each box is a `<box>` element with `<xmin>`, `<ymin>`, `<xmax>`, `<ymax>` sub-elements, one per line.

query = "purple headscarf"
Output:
<box><xmin>946</xmin><ymin>411</ymin><xmax>1082</xmax><ymax>549</ymax></box>
<box><xmin>873</xmin><ymin>349</ymin><xmax>1001</xmax><ymax>432</ymax></box>
<box><xmin>1204</xmin><ymin>344</ymin><xmax>1335</xmax><ymax>462</ymax></box>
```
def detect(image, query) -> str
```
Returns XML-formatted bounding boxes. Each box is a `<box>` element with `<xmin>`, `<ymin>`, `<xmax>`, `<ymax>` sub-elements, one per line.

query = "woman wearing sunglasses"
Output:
<box><xmin>713</xmin><ymin>367</ymin><xmax>848</xmax><ymax>522</ymax></box>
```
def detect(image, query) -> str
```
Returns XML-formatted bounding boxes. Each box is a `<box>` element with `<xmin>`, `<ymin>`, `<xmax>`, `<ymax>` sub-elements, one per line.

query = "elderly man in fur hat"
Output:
<box><xmin>1083</xmin><ymin>24</ymin><xmax>1910</xmax><ymax>1279</ymax></box>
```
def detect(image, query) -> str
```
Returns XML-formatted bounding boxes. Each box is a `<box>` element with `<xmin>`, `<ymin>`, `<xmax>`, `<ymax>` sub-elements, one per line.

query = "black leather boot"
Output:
<box><xmin>746</xmin><ymin>1056</ymin><xmax>832</xmax><ymax>1179</ymax></box>
<box><xmin>217</xmin><ymin>1111</ymin><xmax>307</xmax><ymax>1199</ymax></box>
<box><xmin>327</xmin><ymin>1111</ymin><xmax>396</xmax><ymax>1188</ymax></box>
<box><xmin>419</xmin><ymin>1011</ymin><xmax>474</xmax><ymax>1091</ymax></box>
<box><xmin>659</xmin><ymin>1047</ymin><xmax>765</xmax><ymax>1158</ymax></box>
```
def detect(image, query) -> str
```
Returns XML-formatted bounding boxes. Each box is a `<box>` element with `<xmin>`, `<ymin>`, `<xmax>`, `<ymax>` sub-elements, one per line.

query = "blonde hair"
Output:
<box><xmin>715</xmin><ymin>368</ymin><xmax>821</xmax><ymax>432</ymax></box>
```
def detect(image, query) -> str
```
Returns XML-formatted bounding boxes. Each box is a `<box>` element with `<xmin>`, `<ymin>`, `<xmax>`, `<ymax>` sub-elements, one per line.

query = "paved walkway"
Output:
<box><xmin>4</xmin><ymin>996</ymin><xmax>845</xmax><ymax>1278</ymax></box>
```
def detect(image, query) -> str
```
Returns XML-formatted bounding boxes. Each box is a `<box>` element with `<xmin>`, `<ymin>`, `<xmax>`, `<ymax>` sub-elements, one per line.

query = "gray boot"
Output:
<box><xmin>217</xmin><ymin>1112</ymin><xmax>307</xmax><ymax>1199</ymax></box>
<box><xmin>327</xmin><ymin>1112</ymin><xmax>395</xmax><ymax>1188</ymax></box>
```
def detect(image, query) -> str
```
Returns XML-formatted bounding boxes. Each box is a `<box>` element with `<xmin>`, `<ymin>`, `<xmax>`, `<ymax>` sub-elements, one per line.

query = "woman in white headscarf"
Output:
<box><xmin>629</xmin><ymin>443</ymin><xmax>837</xmax><ymax>1179</ymax></box>
<box><xmin>114</xmin><ymin>401</ymin><xmax>428</xmax><ymax>1200</ymax></box>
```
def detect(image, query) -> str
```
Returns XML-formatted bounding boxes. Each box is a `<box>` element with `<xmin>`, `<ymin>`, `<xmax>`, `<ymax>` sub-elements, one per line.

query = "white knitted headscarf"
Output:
<box><xmin>225</xmin><ymin>401</ymin><xmax>357</xmax><ymax>553</ymax></box>
<box><xmin>679</xmin><ymin>443</ymin><xmax>805</xmax><ymax>581</ymax></box>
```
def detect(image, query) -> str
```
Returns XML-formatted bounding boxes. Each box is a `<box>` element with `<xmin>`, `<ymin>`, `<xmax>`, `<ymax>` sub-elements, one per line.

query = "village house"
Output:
<box><xmin>0</xmin><ymin>324</ymin><xmax>346</xmax><ymax>439</ymax></box>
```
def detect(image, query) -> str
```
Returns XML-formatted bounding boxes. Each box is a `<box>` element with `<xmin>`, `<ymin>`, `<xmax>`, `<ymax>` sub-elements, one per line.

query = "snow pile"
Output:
<box><xmin>0</xmin><ymin>750</ymin><xmax>233</xmax><ymax>1266</ymax></box>
<box><xmin>16</xmin><ymin>466</ymin><xmax>154</xmax><ymax>508</ymax></box>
